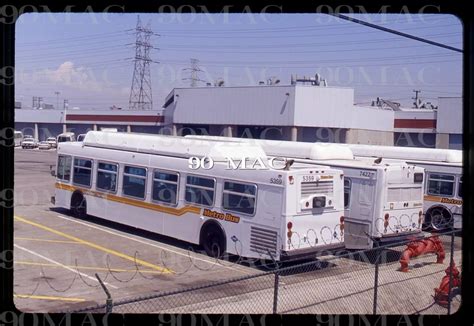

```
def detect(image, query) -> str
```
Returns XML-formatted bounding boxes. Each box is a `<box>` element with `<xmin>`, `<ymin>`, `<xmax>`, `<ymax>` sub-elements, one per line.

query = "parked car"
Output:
<box><xmin>21</xmin><ymin>137</ymin><xmax>37</xmax><ymax>149</ymax></box>
<box><xmin>38</xmin><ymin>141</ymin><xmax>52</xmax><ymax>150</ymax></box>
<box><xmin>46</xmin><ymin>137</ymin><xmax>57</xmax><ymax>148</ymax></box>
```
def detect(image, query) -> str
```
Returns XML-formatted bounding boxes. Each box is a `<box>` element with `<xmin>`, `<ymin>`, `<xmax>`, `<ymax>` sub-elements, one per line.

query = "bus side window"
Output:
<box><xmin>222</xmin><ymin>181</ymin><xmax>257</xmax><ymax>215</ymax></box>
<box><xmin>152</xmin><ymin>170</ymin><xmax>179</xmax><ymax>205</ymax></box>
<box><xmin>344</xmin><ymin>178</ymin><xmax>351</xmax><ymax>209</ymax></box>
<box><xmin>57</xmin><ymin>155</ymin><xmax>72</xmax><ymax>182</ymax></box>
<box><xmin>427</xmin><ymin>173</ymin><xmax>455</xmax><ymax>197</ymax></box>
<box><xmin>73</xmin><ymin>158</ymin><xmax>93</xmax><ymax>187</ymax></box>
<box><xmin>123</xmin><ymin>166</ymin><xmax>147</xmax><ymax>199</ymax></box>
<box><xmin>185</xmin><ymin>175</ymin><xmax>215</xmax><ymax>206</ymax></box>
<box><xmin>458</xmin><ymin>176</ymin><xmax>462</xmax><ymax>198</ymax></box>
<box><xmin>96</xmin><ymin>162</ymin><xmax>118</xmax><ymax>192</ymax></box>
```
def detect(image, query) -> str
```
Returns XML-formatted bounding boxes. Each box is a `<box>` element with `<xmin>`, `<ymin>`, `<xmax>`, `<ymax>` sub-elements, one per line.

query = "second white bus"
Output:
<box><xmin>344</xmin><ymin>144</ymin><xmax>462</xmax><ymax>230</ymax></box>
<box><xmin>186</xmin><ymin>136</ymin><xmax>426</xmax><ymax>249</ymax></box>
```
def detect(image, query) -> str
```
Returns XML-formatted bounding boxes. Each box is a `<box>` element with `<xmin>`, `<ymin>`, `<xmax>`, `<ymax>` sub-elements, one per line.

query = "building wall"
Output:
<box><xmin>435</xmin><ymin>133</ymin><xmax>450</xmax><ymax>149</ymax></box>
<box><xmin>171</xmin><ymin>86</ymin><xmax>296</xmax><ymax>126</ymax></box>
<box><xmin>235</xmin><ymin>125</ymin><xmax>286</xmax><ymax>140</ymax></box>
<box><xmin>394</xmin><ymin>132</ymin><xmax>436</xmax><ymax>148</ymax></box>
<box><xmin>38</xmin><ymin>123</ymin><xmax>64</xmax><ymax>141</ymax></box>
<box><xmin>437</xmin><ymin>97</ymin><xmax>462</xmax><ymax>134</ymax></box>
<box><xmin>299</xmin><ymin>127</ymin><xmax>346</xmax><ymax>143</ymax></box>
<box><xmin>130</xmin><ymin>126</ymin><xmax>164</xmax><ymax>134</ymax></box>
<box><xmin>449</xmin><ymin>134</ymin><xmax>462</xmax><ymax>150</ymax></box>
<box><xmin>15</xmin><ymin>122</ymin><xmax>36</xmax><ymax>137</ymax></box>
<box><xmin>293</xmin><ymin>87</ymin><xmax>394</xmax><ymax>131</ymax></box>
<box><xmin>15</xmin><ymin>109</ymin><xmax>64</xmax><ymax>123</ymax></box>
<box><xmin>67</xmin><ymin>124</ymin><xmax>94</xmax><ymax>136</ymax></box>
<box><xmin>346</xmin><ymin>129</ymin><xmax>393</xmax><ymax>145</ymax></box>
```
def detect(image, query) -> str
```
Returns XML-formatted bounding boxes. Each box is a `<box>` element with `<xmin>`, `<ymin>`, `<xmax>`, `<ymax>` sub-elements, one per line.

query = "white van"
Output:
<box><xmin>57</xmin><ymin>132</ymin><xmax>76</xmax><ymax>143</ymax></box>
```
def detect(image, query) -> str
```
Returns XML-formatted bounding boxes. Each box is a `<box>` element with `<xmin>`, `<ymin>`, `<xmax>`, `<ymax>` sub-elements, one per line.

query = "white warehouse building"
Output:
<box><xmin>162</xmin><ymin>82</ymin><xmax>462</xmax><ymax>149</ymax></box>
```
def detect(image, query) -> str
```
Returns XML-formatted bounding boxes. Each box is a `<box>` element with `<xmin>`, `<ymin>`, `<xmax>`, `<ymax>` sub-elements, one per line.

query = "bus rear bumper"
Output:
<box><xmin>280</xmin><ymin>242</ymin><xmax>345</xmax><ymax>261</ymax></box>
<box><xmin>377</xmin><ymin>230</ymin><xmax>424</xmax><ymax>245</ymax></box>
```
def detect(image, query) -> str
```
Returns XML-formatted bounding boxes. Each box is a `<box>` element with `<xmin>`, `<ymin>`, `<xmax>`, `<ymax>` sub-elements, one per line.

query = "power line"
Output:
<box><xmin>159</xmin><ymin>24</ymin><xmax>458</xmax><ymax>38</ymax></box>
<box><xmin>16</xmin><ymin>30</ymin><xmax>133</xmax><ymax>46</ymax></box>
<box><xmin>330</xmin><ymin>14</ymin><xmax>463</xmax><ymax>53</ymax></box>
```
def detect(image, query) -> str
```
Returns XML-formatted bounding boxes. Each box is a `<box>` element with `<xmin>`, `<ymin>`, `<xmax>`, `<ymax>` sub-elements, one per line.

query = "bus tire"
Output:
<box><xmin>425</xmin><ymin>207</ymin><xmax>452</xmax><ymax>231</ymax></box>
<box><xmin>200</xmin><ymin>222</ymin><xmax>226</xmax><ymax>259</ymax></box>
<box><xmin>70</xmin><ymin>192</ymin><xmax>87</xmax><ymax>219</ymax></box>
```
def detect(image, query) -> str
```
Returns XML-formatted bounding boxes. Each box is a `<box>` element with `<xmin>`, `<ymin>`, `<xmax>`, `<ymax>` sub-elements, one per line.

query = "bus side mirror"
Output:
<box><xmin>50</xmin><ymin>165</ymin><xmax>56</xmax><ymax>177</ymax></box>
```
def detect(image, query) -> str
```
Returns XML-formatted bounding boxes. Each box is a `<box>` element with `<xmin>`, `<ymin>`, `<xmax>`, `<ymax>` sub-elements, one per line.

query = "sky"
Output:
<box><xmin>15</xmin><ymin>12</ymin><xmax>463</xmax><ymax>110</ymax></box>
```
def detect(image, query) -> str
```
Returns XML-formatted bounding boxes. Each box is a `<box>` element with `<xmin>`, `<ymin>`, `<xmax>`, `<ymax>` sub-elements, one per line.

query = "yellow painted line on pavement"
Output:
<box><xmin>15</xmin><ymin>260</ymin><xmax>164</xmax><ymax>274</ymax></box>
<box><xmin>14</xmin><ymin>215</ymin><xmax>173</xmax><ymax>274</ymax></box>
<box><xmin>15</xmin><ymin>237</ymin><xmax>79</xmax><ymax>244</ymax></box>
<box><xmin>14</xmin><ymin>294</ymin><xmax>86</xmax><ymax>302</ymax></box>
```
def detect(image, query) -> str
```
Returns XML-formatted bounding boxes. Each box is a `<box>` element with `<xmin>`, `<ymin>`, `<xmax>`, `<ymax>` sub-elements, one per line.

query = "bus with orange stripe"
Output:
<box><xmin>52</xmin><ymin>131</ymin><xmax>346</xmax><ymax>261</ymax></box>
<box><xmin>186</xmin><ymin>136</ymin><xmax>426</xmax><ymax>250</ymax></box>
<box><xmin>342</xmin><ymin>144</ymin><xmax>462</xmax><ymax>231</ymax></box>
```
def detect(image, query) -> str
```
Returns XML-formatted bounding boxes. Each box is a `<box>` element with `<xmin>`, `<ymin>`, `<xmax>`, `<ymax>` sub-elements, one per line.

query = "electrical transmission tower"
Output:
<box><xmin>129</xmin><ymin>16</ymin><xmax>158</xmax><ymax>110</ymax></box>
<box><xmin>182</xmin><ymin>58</ymin><xmax>206</xmax><ymax>87</ymax></box>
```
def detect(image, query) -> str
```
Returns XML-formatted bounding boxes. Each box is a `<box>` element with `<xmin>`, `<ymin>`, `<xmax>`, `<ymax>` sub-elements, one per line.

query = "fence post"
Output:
<box><xmin>273</xmin><ymin>271</ymin><xmax>279</xmax><ymax>314</ymax></box>
<box><xmin>95</xmin><ymin>273</ymin><xmax>113</xmax><ymax>313</ymax></box>
<box><xmin>372</xmin><ymin>241</ymin><xmax>381</xmax><ymax>315</ymax></box>
<box><xmin>447</xmin><ymin>231</ymin><xmax>455</xmax><ymax>315</ymax></box>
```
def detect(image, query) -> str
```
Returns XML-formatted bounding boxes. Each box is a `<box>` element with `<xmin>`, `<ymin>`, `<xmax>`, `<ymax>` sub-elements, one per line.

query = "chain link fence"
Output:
<box><xmin>67</xmin><ymin>230</ymin><xmax>461</xmax><ymax>314</ymax></box>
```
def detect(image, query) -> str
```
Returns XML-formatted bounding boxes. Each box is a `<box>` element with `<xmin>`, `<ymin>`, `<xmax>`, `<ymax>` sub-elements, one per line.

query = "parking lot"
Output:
<box><xmin>13</xmin><ymin>147</ymin><xmax>258</xmax><ymax>312</ymax></box>
<box><xmin>13</xmin><ymin>147</ymin><xmax>462</xmax><ymax>313</ymax></box>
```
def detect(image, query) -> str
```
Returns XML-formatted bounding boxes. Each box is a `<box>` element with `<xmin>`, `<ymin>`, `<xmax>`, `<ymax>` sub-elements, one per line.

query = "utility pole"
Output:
<box><xmin>55</xmin><ymin>91</ymin><xmax>60</xmax><ymax>110</ymax></box>
<box><xmin>129</xmin><ymin>16</ymin><xmax>158</xmax><ymax>110</ymax></box>
<box><xmin>182</xmin><ymin>58</ymin><xmax>206</xmax><ymax>87</ymax></box>
<box><xmin>63</xmin><ymin>99</ymin><xmax>69</xmax><ymax>110</ymax></box>
<box><xmin>412</xmin><ymin>89</ymin><xmax>421</xmax><ymax>108</ymax></box>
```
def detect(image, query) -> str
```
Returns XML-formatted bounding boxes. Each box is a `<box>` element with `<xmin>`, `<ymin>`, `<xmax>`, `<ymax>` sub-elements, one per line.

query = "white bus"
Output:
<box><xmin>186</xmin><ymin>136</ymin><xmax>426</xmax><ymax>249</ymax></box>
<box><xmin>52</xmin><ymin>132</ymin><xmax>346</xmax><ymax>261</ymax></box>
<box><xmin>342</xmin><ymin>144</ymin><xmax>462</xmax><ymax>230</ymax></box>
<box><xmin>14</xmin><ymin>131</ymin><xmax>23</xmax><ymax>147</ymax></box>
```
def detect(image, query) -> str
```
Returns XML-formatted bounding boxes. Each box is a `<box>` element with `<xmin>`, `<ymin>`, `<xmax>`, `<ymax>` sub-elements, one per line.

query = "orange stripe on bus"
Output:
<box><xmin>424</xmin><ymin>195</ymin><xmax>463</xmax><ymax>205</ymax></box>
<box><xmin>55</xmin><ymin>182</ymin><xmax>201</xmax><ymax>216</ymax></box>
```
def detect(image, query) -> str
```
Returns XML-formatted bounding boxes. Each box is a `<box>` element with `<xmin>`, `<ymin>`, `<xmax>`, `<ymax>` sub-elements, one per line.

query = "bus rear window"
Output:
<box><xmin>387</xmin><ymin>187</ymin><xmax>422</xmax><ymax>202</ymax></box>
<box><xmin>414</xmin><ymin>173</ymin><xmax>423</xmax><ymax>183</ymax></box>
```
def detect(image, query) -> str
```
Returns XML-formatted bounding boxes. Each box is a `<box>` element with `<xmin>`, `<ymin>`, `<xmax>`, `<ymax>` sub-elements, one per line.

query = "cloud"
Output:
<box><xmin>39</xmin><ymin>61</ymin><xmax>107</xmax><ymax>92</ymax></box>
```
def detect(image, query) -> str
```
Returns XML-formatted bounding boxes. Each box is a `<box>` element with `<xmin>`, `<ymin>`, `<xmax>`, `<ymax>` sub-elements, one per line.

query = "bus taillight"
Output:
<box><xmin>287</xmin><ymin>222</ymin><xmax>293</xmax><ymax>238</ymax></box>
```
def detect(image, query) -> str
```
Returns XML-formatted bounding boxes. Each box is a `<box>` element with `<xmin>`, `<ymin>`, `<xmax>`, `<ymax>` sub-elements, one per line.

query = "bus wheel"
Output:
<box><xmin>200</xmin><ymin>223</ymin><xmax>226</xmax><ymax>259</ymax></box>
<box><xmin>426</xmin><ymin>207</ymin><xmax>452</xmax><ymax>231</ymax></box>
<box><xmin>71</xmin><ymin>192</ymin><xmax>87</xmax><ymax>219</ymax></box>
